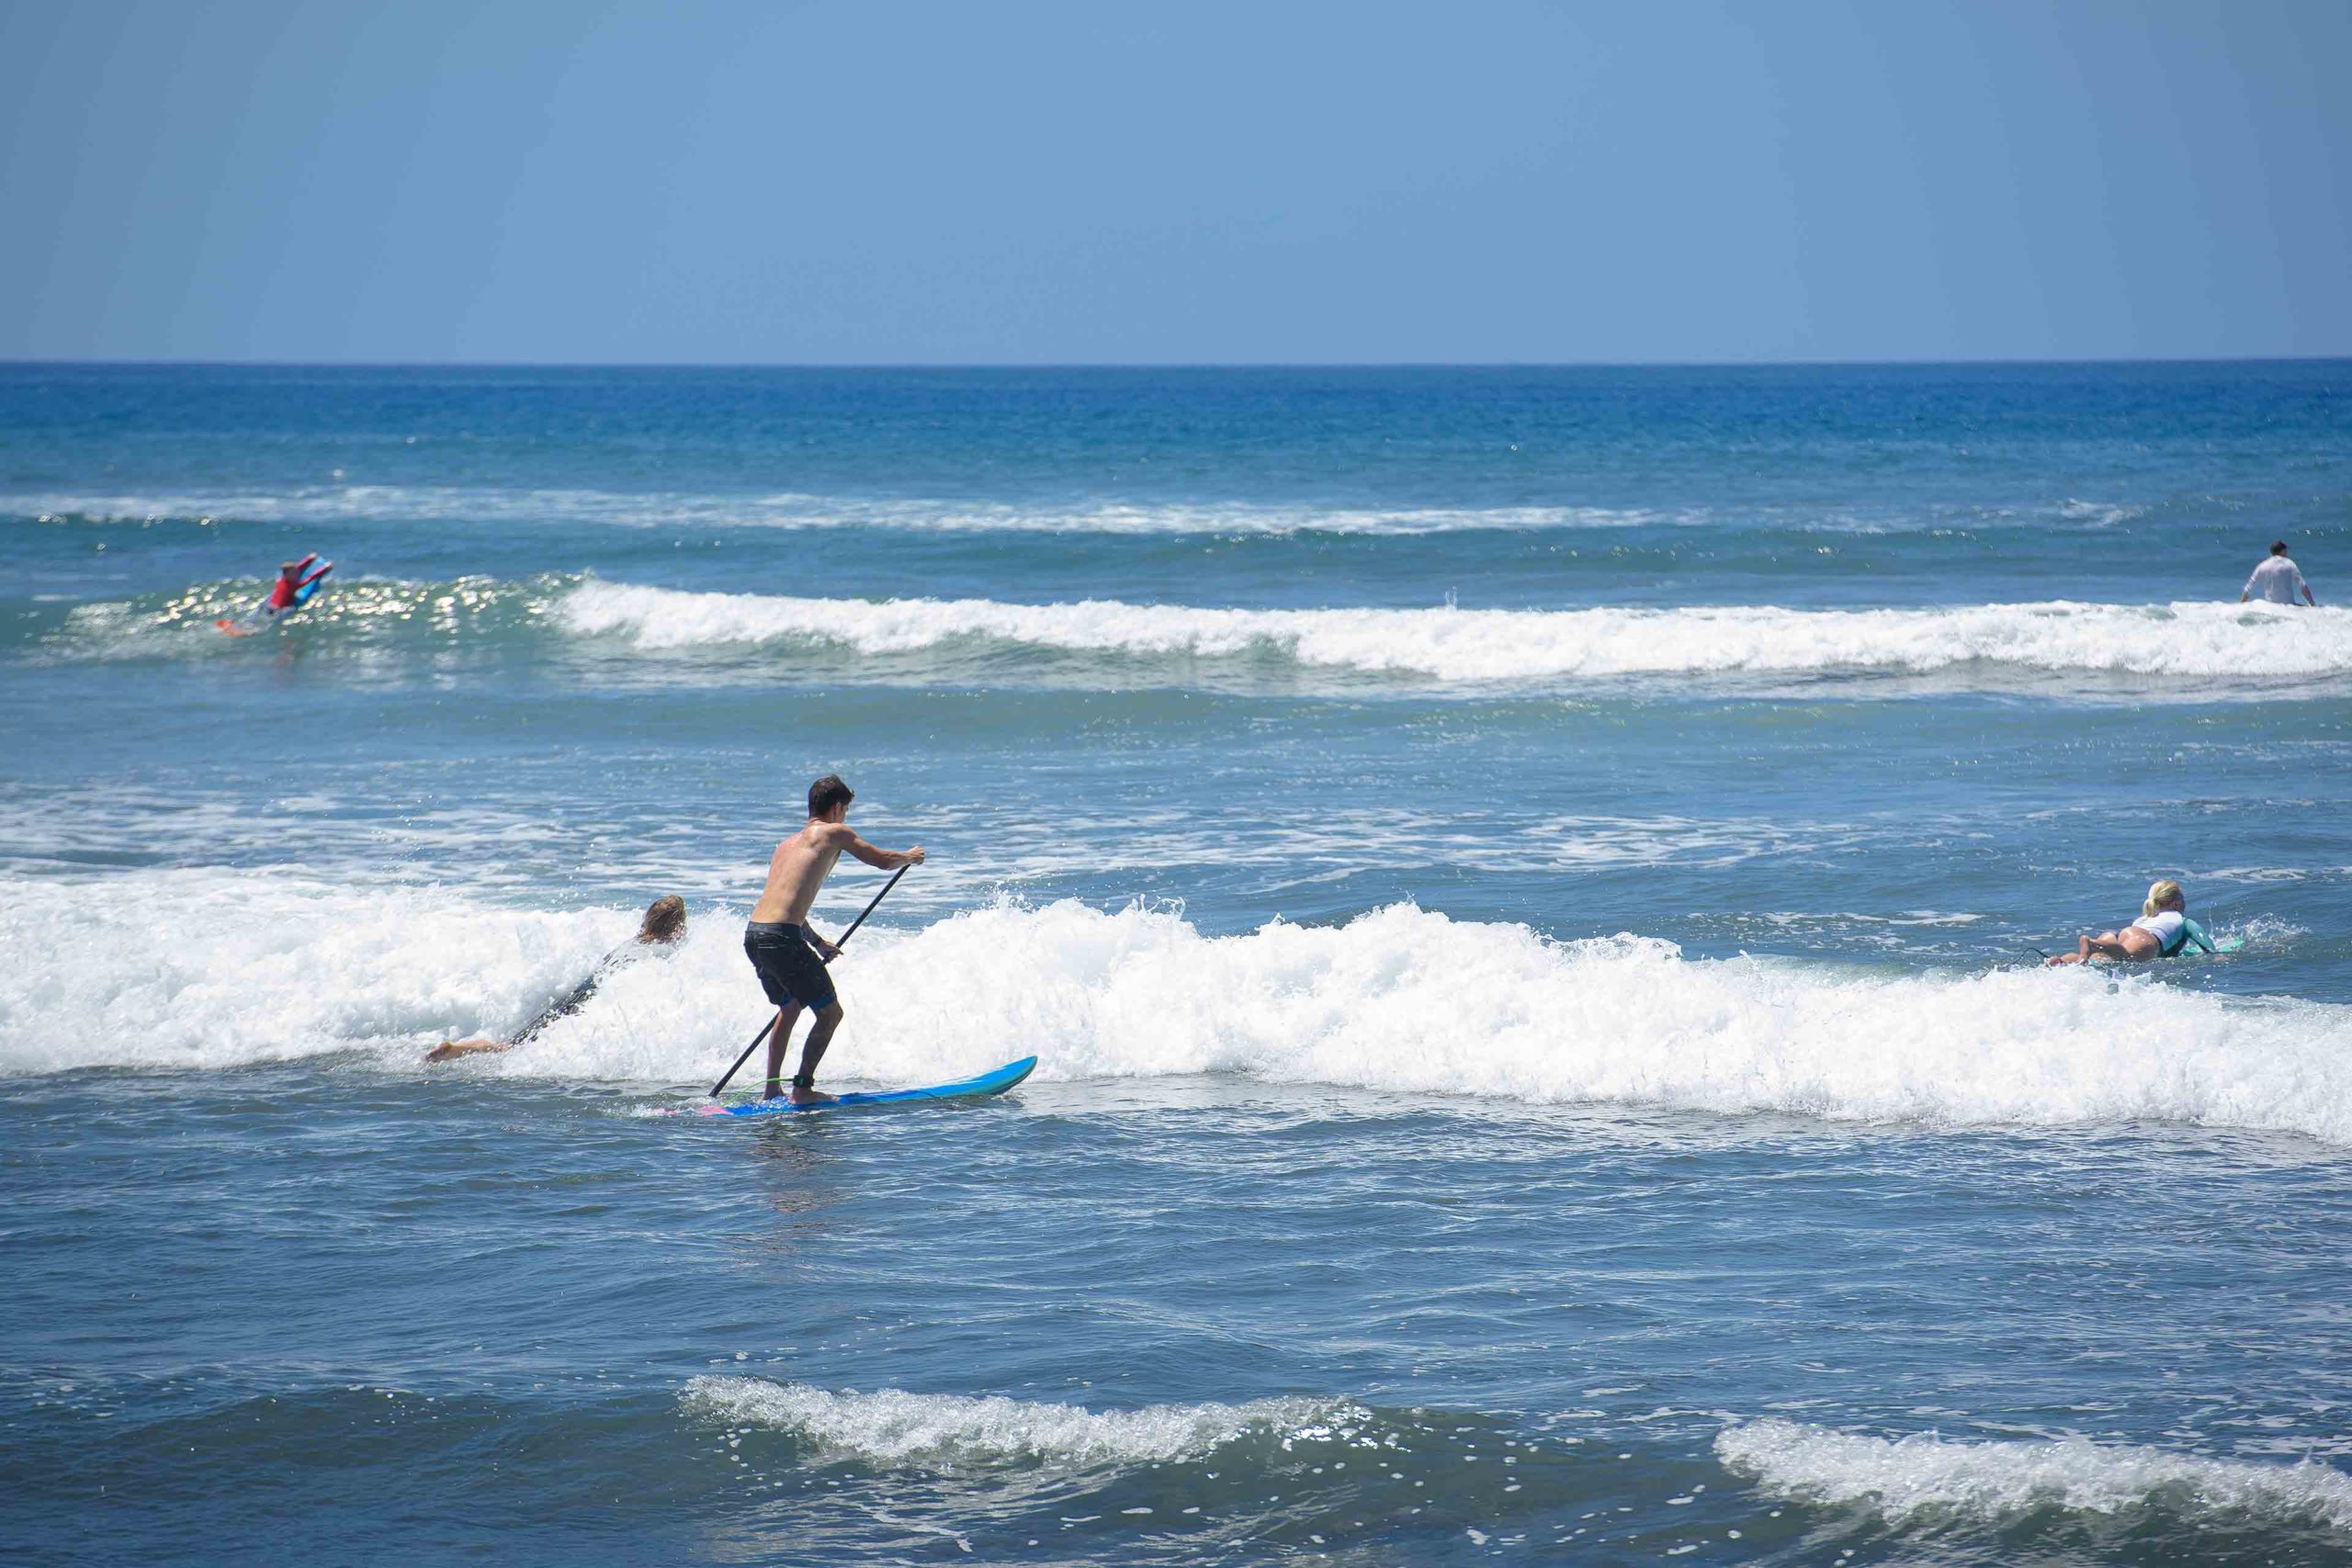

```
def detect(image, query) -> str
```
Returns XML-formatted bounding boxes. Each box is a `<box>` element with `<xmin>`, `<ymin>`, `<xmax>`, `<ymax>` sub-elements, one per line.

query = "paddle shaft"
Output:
<box><xmin>708</xmin><ymin>863</ymin><xmax>912</xmax><ymax>1098</ymax></box>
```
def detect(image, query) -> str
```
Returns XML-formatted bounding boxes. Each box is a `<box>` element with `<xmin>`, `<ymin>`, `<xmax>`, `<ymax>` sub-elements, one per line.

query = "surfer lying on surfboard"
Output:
<box><xmin>745</xmin><ymin>774</ymin><xmax>925</xmax><ymax>1104</ymax></box>
<box><xmin>2044</xmin><ymin>878</ymin><xmax>2219</xmax><ymax>965</ymax></box>
<box><xmin>267</xmin><ymin>555</ymin><xmax>334</xmax><ymax>612</ymax></box>
<box><xmin>426</xmin><ymin>896</ymin><xmax>688</xmax><ymax>1060</ymax></box>
<box><xmin>217</xmin><ymin>554</ymin><xmax>334</xmax><ymax>635</ymax></box>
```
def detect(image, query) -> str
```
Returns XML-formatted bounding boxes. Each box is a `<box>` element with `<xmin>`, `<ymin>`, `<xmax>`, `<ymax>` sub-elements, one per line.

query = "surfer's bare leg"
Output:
<box><xmin>2047</xmin><ymin>928</ymin><xmax>2156</xmax><ymax>966</ymax></box>
<box><xmin>789</xmin><ymin>1002</ymin><xmax>845</xmax><ymax>1104</ymax></box>
<box><xmin>759</xmin><ymin>1004</ymin><xmax>804</xmax><ymax>1099</ymax></box>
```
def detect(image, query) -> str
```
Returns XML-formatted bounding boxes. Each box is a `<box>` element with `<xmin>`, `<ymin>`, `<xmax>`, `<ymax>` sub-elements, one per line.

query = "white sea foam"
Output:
<box><xmin>6</xmin><ymin>486</ymin><xmax>1679</xmax><ymax>536</ymax></box>
<box><xmin>2058</xmin><ymin>499</ymin><xmax>2150</xmax><ymax>528</ymax></box>
<box><xmin>2</xmin><ymin>486</ymin><xmax>2235</xmax><ymax>538</ymax></box>
<box><xmin>559</xmin><ymin>582</ymin><xmax>2352</xmax><ymax>684</ymax></box>
<box><xmin>10</xmin><ymin>874</ymin><xmax>2352</xmax><ymax>1148</ymax></box>
<box><xmin>1717</xmin><ymin>1418</ymin><xmax>2352</xmax><ymax>1530</ymax></box>
<box><xmin>681</xmin><ymin>1377</ymin><xmax>1351</xmax><ymax>1469</ymax></box>
<box><xmin>0</xmin><ymin>871</ymin><xmax>639</xmax><ymax>1074</ymax></box>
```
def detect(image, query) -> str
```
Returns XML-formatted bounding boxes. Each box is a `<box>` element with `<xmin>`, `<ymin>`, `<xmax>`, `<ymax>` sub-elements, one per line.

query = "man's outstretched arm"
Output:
<box><xmin>822</xmin><ymin>823</ymin><xmax>926</xmax><ymax>871</ymax></box>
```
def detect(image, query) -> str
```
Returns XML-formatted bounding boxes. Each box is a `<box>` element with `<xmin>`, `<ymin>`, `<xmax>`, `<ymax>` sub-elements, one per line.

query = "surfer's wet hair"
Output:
<box><xmin>639</xmin><ymin>896</ymin><xmax>686</xmax><ymax>942</ymax></box>
<box><xmin>2272</xmin><ymin>540</ymin><xmax>2290</xmax><ymax>556</ymax></box>
<box><xmin>808</xmin><ymin>774</ymin><xmax>854</xmax><ymax>818</ymax></box>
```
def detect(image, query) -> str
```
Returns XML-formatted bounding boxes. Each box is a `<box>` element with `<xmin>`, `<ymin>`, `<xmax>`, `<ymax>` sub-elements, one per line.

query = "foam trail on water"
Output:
<box><xmin>6</xmin><ymin>485</ymin><xmax>2257</xmax><ymax>537</ymax></box>
<box><xmin>682</xmin><ymin>1378</ymin><xmax>1354</xmax><ymax>1470</ymax></box>
<box><xmin>12</xmin><ymin>875</ymin><xmax>2352</xmax><ymax>1148</ymax></box>
<box><xmin>1717</xmin><ymin>1418</ymin><xmax>2352</xmax><ymax>1530</ymax></box>
<box><xmin>7</xmin><ymin>486</ymin><xmax>1679</xmax><ymax>536</ymax></box>
<box><xmin>560</xmin><ymin>582</ymin><xmax>2352</xmax><ymax>682</ymax></box>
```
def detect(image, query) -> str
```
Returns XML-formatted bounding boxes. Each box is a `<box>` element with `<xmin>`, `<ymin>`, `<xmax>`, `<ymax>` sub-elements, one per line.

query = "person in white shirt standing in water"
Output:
<box><xmin>2242</xmin><ymin>540</ymin><xmax>2317</xmax><ymax>606</ymax></box>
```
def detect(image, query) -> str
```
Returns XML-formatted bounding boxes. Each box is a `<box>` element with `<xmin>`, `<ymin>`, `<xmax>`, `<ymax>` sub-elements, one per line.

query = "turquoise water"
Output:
<box><xmin>5</xmin><ymin>363</ymin><xmax>2352</xmax><ymax>1563</ymax></box>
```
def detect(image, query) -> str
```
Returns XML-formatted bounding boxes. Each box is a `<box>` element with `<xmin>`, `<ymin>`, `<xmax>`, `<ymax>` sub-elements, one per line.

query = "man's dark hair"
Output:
<box><xmin>808</xmin><ymin>774</ymin><xmax>854</xmax><ymax>818</ymax></box>
<box><xmin>2272</xmin><ymin>540</ymin><xmax>2290</xmax><ymax>556</ymax></box>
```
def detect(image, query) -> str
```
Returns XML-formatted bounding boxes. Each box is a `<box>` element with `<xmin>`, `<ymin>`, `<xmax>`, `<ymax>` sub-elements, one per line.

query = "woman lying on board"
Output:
<box><xmin>2044</xmin><ymin>878</ymin><xmax>2217</xmax><ymax>965</ymax></box>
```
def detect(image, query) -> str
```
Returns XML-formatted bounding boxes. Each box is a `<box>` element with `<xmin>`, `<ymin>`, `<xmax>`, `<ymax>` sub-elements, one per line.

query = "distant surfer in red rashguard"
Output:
<box><xmin>219</xmin><ymin>554</ymin><xmax>334</xmax><ymax>635</ymax></box>
<box><xmin>267</xmin><ymin>554</ymin><xmax>334</xmax><ymax>611</ymax></box>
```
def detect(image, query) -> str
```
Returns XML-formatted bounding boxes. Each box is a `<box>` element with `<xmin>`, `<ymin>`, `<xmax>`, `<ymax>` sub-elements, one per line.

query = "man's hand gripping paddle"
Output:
<box><xmin>709</xmin><ymin>863</ymin><xmax>912</xmax><ymax>1099</ymax></box>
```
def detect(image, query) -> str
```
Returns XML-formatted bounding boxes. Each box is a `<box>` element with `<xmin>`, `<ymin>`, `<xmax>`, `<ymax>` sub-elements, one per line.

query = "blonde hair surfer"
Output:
<box><xmin>2044</xmin><ymin>878</ymin><xmax>2216</xmax><ymax>966</ymax></box>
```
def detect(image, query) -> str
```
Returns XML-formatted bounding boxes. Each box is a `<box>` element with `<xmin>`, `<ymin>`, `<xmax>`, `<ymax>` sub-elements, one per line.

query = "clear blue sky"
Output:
<box><xmin>3</xmin><ymin>1</ymin><xmax>2346</xmax><ymax>364</ymax></box>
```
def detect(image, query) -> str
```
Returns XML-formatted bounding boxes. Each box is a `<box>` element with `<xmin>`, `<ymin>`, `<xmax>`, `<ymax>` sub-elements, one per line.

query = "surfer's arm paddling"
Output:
<box><xmin>743</xmin><ymin>775</ymin><xmax>926</xmax><ymax>1103</ymax></box>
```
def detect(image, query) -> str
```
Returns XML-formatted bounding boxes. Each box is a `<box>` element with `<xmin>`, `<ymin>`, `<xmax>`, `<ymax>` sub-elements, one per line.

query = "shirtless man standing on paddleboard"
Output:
<box><xmin>745</xmin><ymin>774</ymin><xmax>924</xmax><ymax>1102</ymax></box>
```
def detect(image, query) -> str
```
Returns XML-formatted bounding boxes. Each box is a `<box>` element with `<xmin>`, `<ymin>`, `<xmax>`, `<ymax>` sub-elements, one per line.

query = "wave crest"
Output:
<box><xmin>559</xmin><ymin>582</ymin><xmax>2352</xmax><ymax>686</ymax></box>
<box><xmin>1717</xmin><ymin>1418</ymin><xmax>2352</xmax><ymax>1530</ymax></box>
<box><xmin>681</xmin><ymin>1378</ymin><xmax>1355</xmax><ymax>1471</ymax></box>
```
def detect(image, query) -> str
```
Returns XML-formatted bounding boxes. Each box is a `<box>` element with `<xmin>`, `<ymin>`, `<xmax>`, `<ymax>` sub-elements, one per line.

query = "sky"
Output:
<box><xmin>2</xmin><ymin>0</ymin><xmax>2346</xmax><ymax>364</ymax></box>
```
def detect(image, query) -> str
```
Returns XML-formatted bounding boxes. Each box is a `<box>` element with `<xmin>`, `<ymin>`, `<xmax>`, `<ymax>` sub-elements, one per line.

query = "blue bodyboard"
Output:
<box><xmin>700</xmin><ymin>1055</ymin><xmax>1037</xmax><ymax>1117</ymax></box>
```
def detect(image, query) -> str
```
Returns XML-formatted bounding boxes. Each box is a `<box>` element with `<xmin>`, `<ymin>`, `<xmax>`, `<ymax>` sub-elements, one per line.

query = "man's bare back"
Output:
<box><xmin>751</xmin><ymin>822</ymin><xmax>852</xmax><ymax>928</ymax></box>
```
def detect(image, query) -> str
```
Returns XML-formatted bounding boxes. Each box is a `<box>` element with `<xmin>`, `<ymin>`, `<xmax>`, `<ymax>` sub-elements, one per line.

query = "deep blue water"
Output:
<box><xmin>5</xmin><ymin>362</ymin><xmax>2352</xmax><ymax>1564</ymax></box>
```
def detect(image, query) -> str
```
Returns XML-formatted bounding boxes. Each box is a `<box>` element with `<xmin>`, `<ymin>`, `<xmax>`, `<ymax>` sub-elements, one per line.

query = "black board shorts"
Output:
<box><xmin>744</xmin><ymin>921</ymin><xmax>837</xmax><ymax>1012</ymax></box>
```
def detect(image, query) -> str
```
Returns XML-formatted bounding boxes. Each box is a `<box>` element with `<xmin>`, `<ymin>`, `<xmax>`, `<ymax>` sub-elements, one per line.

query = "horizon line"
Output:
<box><xmin>4</xmin><ymin>353</ymin><xmax>2349</xmax><ymax>373</ymax></box>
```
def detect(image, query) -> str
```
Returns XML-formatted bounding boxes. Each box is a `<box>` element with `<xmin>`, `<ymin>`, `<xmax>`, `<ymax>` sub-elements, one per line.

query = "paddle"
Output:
<box><xmin>708</xmin><ymin>863</ymin><xmax>912</xmax><ymax>1098</ymax></box>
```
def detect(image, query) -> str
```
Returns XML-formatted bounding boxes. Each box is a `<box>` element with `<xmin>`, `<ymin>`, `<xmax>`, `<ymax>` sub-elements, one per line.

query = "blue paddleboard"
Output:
<box><xmin>697</xmin><ymin>1055</ymin><xmax>1037</xmax><ymax>1117</ymax></box>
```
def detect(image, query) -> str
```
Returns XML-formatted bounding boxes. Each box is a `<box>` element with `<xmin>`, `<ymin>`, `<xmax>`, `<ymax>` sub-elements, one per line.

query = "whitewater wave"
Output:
<box><xmin>682</xmin><ymin>1378</ymin><xmax>1355</xmax><ymax>1471</ymax></box>
<box><xmin>0</xmin><ymin>871</ymin><xmax>643</xmax><ymax>1075</ymax></box>
<box><xmin>559</xmin><ymin>582</ymin><xmax>2352</xmax><ymax>685</ymax></box>
<box><xmin>1717</xmin><ymin>1418</ymin><xmax>2352</xmax><ymax>1531</ymax></box>
<box><xmin>9</xmin><ymin>874</ymin><xmax>2352</xmax><ymax>1146</ymax></box>
<box><xmin>35</xmin><ymin>575</ymin><xmax>2352</xmax><ymax>691</ymax></box>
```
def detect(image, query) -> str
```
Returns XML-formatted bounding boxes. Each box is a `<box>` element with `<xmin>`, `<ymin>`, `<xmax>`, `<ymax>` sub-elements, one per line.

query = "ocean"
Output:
<box><xmin>4</xmin><ymin>361</ymin><xmax>2350</xmax><ymax>1564</ymax></box>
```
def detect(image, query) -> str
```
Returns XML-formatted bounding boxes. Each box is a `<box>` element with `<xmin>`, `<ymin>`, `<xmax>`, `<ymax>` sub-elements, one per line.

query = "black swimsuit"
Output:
<box><xmin>743</xmin><ymin>921</ymin><xmax>837</xmax><ymax>1012</ymax></box>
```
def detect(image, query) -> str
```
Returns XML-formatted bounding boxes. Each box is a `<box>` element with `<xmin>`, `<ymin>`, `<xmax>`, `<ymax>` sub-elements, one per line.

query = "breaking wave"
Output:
<box><xmin>681</xmin><ymin>1378</ymin><xmax>1356</xmax><ymax>1471</ymax></box>
<box><xmin>9</xmin><ymin>874</ymin><xmax>2352</xmax><ymax>1146</ymax></box>
<box><xmin>28</xmin><ymin>575</ymin><xmax>2352</xmax><ymax>692</ymax></box>
<box><xmin>1717</xmin><ymin>1418</ymin><xmax>2352</xmax><ymax>1532</ymax></box>
<box><xmin>558</xmin><ymin>582</ymin><xmax>2352</xmax><ymax>685</ymax></box>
